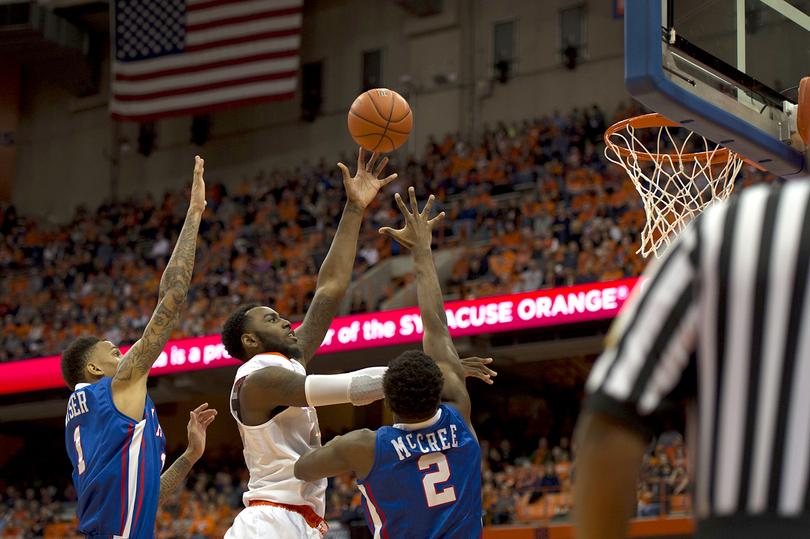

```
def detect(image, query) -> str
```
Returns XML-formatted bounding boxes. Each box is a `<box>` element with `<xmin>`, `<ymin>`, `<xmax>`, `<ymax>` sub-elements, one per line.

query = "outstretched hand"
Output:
<box><xmin>185</xmin><ymin>403</ymin><xmax>217</xmax><ymax>462</ymax></box>
<box><xmin>339</xmin><ymin>148</ymin><xmax>398</xmax><ymax>209</ymax></box>
<box><xmin>379</xmin><ymin>187</ymin><xmax>445</xmax><ymax>250</ymax></box>
<box><xmin>189</xmin><ymin>156</ymin><xmax>207</xmax><ymax>214</ymax></box>
<box><xmin>460</xmin><ymin>357</ymin><xmax>497</xmax><ymax>385</ymax></box>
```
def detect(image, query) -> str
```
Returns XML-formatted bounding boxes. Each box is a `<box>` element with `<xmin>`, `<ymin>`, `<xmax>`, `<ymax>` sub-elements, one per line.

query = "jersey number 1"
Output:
<box><xmin>418</xmin><ymin>453</ymin><xmax>457</xmax><ymax>507</ymax></box>
<box><xmin>73</xmin><ymin>426</ymin><xmax>86</xmax><ymax>475</ymax></box>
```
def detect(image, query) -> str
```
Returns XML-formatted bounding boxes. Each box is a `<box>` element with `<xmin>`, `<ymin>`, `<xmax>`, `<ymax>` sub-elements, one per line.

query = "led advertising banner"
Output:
<box><xmin>0</xmin><ymin>278</ymin><xmax>641</xmax><ymax>395</ymax></box>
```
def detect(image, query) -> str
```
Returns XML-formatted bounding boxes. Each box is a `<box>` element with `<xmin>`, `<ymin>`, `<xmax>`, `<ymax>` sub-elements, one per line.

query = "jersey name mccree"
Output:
<box><xmin>390</xmin><ymin>424</ymin><xmax>459</xmax><ymax>461</ymax></box>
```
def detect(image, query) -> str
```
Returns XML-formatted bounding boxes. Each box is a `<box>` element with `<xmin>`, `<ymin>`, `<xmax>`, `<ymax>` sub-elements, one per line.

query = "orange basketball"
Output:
<box><xmin>348</xmin><ymin>88</ymin><xmax>413</xmax><ymax>153</ymax></box>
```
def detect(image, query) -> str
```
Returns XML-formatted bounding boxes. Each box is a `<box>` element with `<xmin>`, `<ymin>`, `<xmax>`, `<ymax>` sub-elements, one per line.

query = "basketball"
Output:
<box><xmin>348</xmin><ymin>88</ymin><xmax>413</xmax><ymax>153</ymax></box>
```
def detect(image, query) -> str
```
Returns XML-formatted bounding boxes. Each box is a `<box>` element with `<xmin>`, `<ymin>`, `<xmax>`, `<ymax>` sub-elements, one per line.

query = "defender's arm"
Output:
<box><xmin>294</xmin><ymin>429</ymin><xmax>376</xmax><ymax>482</ymax></box>
<box><xmin>158</xmin><ymin>403</ymin><xmax>217</xmax><ymax>506</ymax></box>
<box><xmin>112</xmin><ymin>157</ymin><xmax>206</xmax><ymax>421</ymax></box>
<box><xmin>380</xmin><ymin>189</ymin><xmax>487</xmax><ymax>430</ymax></box>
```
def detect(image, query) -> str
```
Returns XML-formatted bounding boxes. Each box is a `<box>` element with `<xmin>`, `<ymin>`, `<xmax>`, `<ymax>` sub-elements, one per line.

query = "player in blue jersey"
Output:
<box><xmin>61</xmin><ymin>156</ymin><xmax>217</xmax><ymax>539</ymax></box>
<box><xmin>294</xmin><ymin>188</ymin><xmax>494</xmax><ymax>538</ymax></box>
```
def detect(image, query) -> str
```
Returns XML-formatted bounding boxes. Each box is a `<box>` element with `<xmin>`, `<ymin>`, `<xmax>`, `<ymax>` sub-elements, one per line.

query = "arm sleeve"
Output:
<box><xmin>305</xmin><ymin>366</ymin><xmax>388</xmax><ymax>407</ymax></box>
<box><xmin>583</xmin><ymin>225</ymin><xmax>701</xmax><ymax>439</ymax></box>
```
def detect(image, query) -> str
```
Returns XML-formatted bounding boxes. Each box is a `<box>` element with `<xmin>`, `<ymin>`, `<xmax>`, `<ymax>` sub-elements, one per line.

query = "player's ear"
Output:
<box><xmin>85</xmin><ymin>361</ymin><xmax>105</xmax><ymax>377</ymax></box>
<box><xmin>241</xmin><ymin>332</ymin><xmax>258</xmax><ymax>351</ymax></box>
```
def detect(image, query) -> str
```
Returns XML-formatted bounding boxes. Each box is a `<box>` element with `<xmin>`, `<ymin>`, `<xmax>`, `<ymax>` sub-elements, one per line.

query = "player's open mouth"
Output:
<box><xmin>288</xmin><ymin>332</ymin><xmax>297</xmax><ymax>341</ymax></box>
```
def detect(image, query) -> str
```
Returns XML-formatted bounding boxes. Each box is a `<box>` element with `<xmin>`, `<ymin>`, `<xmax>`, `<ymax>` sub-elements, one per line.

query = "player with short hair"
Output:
<box><xmin>62</xmin><ymin>157</ymin><xmax>217</xmax><ymax>539</ymax></box>
<box><xmin>221</xmin><ymin>149</ymin><xmax>398</xmax><ymax>539</ymax></box>
<box><xmin>294</xmin><ymin>188</ymin><xmax>490</xmax><ymax>539</ymax></box>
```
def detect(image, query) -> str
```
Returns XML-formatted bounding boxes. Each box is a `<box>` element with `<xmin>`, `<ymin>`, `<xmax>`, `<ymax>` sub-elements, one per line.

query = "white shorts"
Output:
<box><xmin>225</xmin><ymin>504</ymin><xmax>326</xmax><ymax>539</ymax></box>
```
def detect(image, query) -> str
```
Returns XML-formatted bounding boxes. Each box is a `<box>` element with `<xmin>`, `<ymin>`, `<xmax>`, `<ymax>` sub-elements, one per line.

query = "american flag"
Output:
<box><xmin>109</xmin><ymin>0</ymin><xmax>302</xmax><ymax>122</ymax></box>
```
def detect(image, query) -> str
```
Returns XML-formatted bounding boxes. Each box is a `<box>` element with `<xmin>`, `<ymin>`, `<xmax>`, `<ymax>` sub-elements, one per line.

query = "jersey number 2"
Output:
<box><xmin>73</xmin><ymin>426</ymin><xmax>86</xmax><ymax>475</ymax></box>
<box><xmin>418</xmin><ymin>453</ymin><xmax>457</xmax><ymax>507</ymax></box>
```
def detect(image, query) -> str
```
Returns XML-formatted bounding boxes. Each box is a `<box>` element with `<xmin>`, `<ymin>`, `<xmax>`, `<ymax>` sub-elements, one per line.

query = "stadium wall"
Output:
<box><xmin>11</xmin><ymin>0</ymin><xmax>625</xmax><ymax>222</ymax></box>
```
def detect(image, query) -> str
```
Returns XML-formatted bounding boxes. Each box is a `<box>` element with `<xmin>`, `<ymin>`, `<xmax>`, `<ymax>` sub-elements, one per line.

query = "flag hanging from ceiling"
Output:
<box><xmin>109</xmin><ymin>0</ymin><xmax>302</xmax><ymax>122</ymax></box>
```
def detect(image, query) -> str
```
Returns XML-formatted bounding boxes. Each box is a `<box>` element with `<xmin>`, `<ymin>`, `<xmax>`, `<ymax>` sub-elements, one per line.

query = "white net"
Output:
<box><xmin>605</xmin><ymin>114</ymin><xmax>744</xmax><ymax>259</ymax></box>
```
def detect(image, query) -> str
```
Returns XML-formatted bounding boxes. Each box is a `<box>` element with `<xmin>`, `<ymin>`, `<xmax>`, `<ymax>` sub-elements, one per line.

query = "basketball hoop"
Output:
<box><xmin>605</xmin><ymin>113</ymin><xmax>745</xmax><ymax>259</ymax></box>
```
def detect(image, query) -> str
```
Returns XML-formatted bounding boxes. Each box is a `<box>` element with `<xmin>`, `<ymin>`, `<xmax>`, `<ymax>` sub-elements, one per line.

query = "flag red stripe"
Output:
<box><xmin>185</xmin><ymin>0</ymin><xmax>290</xmax><ymax>12</ymax></box>
<box><xmin>113</xmin><ymin>70</ymin><xmax>296</xmax><ymax>101</ymax></box>
<box><xmin>111</xmin><ymin>91</ymin><xmax>295</xmax><ymax>122</ymax></box>
<box><xmin>184</xmin><ymin>27</ymin><xmax>300</xmax><ymax>52</ymax></box>
<box><xmin>115</xmin><ymin>49</ymin><xmax>298</xmax><ymax>81</ymax></box>
<box><xmin>185</xmin><ymin>6</ymin><xmax>302</xmax><ymax>32</ymax></box>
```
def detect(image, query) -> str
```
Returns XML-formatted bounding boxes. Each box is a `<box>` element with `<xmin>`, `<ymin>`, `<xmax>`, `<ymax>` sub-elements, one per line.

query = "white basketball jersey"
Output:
<box><xmin>230</xmin><ymin>353</ymin><xmax>326</xmax><ymax>515</ymax></box>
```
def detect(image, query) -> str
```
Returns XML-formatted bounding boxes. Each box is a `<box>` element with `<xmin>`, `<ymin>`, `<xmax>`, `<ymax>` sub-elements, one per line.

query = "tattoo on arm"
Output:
<box><xmin>114</xmin><ymin>211</ymin><xmax>201</xmax><ymax>383</ymax></box>
<box><xmin>295</xmin><ymin>294</ymin><xmax>340</xmax><ymax>364</ymax></box>
<box><xmin>346</xmin><ymin>204</ymin><xmax>363</xmax><ymax>216</ymax></box>
<box><xmin>158</xmin><ymin>455</ymin><xmax>192</xmax><ymax>506</ymax></box>
<box><xmin>159</xmin><ymin>212</ymin><xmax>201</xmax><ymax>300</ymax></box>
<box><xmin>412</xmin><ymin>248</ymin><xmax>433</xmax><ymax>263</ymax></box>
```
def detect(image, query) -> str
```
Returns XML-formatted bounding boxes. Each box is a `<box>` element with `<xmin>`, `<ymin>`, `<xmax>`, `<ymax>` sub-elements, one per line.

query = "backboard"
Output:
<box><xmin>624</xmin><ymin>0</ymin><xmax>810</xmax><ymax>179</ymax></box>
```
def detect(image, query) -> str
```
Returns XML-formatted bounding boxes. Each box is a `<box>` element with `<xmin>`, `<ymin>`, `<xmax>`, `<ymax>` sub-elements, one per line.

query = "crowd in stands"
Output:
<box><xmin>0</xmin><ymin>101</ymin><xmax>782</xmax><ymax>362</ymax></box>
<box><xmin>0</xmin><ymin>426</ymin><xmax>690</xmax><ymax>538</ymax></box>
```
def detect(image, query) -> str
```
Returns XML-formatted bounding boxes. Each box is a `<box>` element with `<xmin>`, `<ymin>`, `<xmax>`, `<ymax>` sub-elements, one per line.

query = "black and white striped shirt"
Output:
<box><xmin>585</xmin><ymin>182</ymin><xmax>810</xmax><ymax>535</ymax></box>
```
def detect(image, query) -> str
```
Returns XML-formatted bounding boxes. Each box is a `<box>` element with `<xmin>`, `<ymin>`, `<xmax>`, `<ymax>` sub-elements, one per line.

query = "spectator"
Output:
<box><xmin>0</xmin><ymin>104</ymin><xmax>781</xmax><ymax>363</ymax></box>
<box><xmin>532</xmin><ymin>437</ymin><xmax>550</xmax><ymax>466</ymax></box>
<box><xmin>540</xmin><ymin>462</ymin><xmax>561</xmax><ymax>495</ymax></box>
<box><xmin>348</xmin><ymin>289</ymin><xmax>368</xmax><ymax>314</ymax></box>
<box><xmin>490</xmin><ymin>486</ymin><xmax>517</xmax><ymax>525</ymax></box>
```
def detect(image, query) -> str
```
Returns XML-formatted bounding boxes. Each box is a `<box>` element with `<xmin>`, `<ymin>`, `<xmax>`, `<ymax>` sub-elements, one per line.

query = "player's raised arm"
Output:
<box><xmin>379</xmin><ymin>188</ymin><xmax>494</xmax><ymax>431</ymax></box>
<box><xmin>111</xmin><ymin>157</ymin><xmax>206</xmax><ymax>420</ymax></box>
<box><xmin>293</xmin><ymin>148</ymin><xmax>396</xmax><ymax>365</ymax></box>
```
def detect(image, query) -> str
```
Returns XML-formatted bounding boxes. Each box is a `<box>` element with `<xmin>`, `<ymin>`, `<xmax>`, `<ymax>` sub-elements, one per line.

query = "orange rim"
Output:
<box><xmin>605</xmin><ymin>113</ymin><xmax>735</xmax><ymax>165</ymax></box>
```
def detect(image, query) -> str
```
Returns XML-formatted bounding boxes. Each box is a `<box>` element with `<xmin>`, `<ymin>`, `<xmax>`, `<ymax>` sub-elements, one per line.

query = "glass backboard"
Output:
<box><xmin>624</xmin><ymin>0</ymin><xmax>809</xmax><ymax>179</ymax></box>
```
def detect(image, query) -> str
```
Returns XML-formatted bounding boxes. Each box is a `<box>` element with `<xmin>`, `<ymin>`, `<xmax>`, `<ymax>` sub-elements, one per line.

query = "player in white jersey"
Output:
<box><xmin>220</xmin><ymin>151</ymin><xmax>496</xmax><ymax>538</ymax></box>
<box><xmin>220</xmin><ymin>149</ymin><xmax>394</xmax><ymax>538</ymax></box>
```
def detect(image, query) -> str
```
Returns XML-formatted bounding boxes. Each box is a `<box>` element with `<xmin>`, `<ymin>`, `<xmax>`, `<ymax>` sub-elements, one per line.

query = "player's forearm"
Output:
<box><xmin>314</xmin><ymin>201</ymin><xmax>364</xmax><ymax>295</ymax></box>
<box><xmin>157</xmin><ymin>452</ymin><xmax>195</xmax><ymax>506</ymax></box>
<box><xmin>294</xmin><ymin>448</ymin><xmax>347</xmax><ymax>482</ymax></box>
<box><xmin>412</xmin><ymin>244</ymin><xmax>449</xmax><ymax>336</ymax></box>
<box><xmin>573</xmin><ymin>411</ymin><xmax>646</xmax><ymax>539</ymax></box>
<box><xmin>158</xmin><ymin>208</ymin><xmax>203</xmax><ymax>301</ymax></box>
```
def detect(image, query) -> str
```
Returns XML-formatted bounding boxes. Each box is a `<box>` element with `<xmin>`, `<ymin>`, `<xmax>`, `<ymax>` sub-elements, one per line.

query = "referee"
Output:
<box><xmin>575</xmin><ymin>182</ymin><xmax>810</xmax><ymax>539</ymax></box>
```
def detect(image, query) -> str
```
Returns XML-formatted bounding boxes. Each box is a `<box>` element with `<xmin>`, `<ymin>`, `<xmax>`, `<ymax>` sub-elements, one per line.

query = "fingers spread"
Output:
<box><xmin>408</xmin><ymin>186</ymin><xmax>418</xmax><ymax>214</ymax></box>
<box><xmin>378</xmin><ymin>173</ymin><xmax>397</xmax><ymax>187</ymax></box>
<box><xmin>192</xmin><ymin>403</ymin><xmax>209</xmax><ymax>413</ymax></box>
<box><xmin>428</xmin><ymin>211</ymin><xmax>445</xmax><ymax>226</ymax></box>
<box><xmin>394</xmin><ymin>192</ymin><xmax>409</xmax><ymax>215</ymax></box>
<box><xmin>422</xmin><ymin>194</ymin><xmax>435</xmax><ymax>217</ymax></box>
<box><xmin>373</xmin><ymin>156</ymin><xmax>389</xmax><ymax>177</ymax></box>
<box><xmin>379</xmin><ymin>227</ymin><xmax>404</xmax><ymax>239</ymax></box>
<box><xmin>337</xmin><ymin>163</ymin><xmax>351</xmax><ymax>181</ymax></box>
<box><xmin>357</xmin><ymin>147</ymin><xmax>365</xmax><ymax>169</ymax></box>
<box><xmin>366</xmin><ymin>151</ymin><xmax>379</xmax><ymax>172</ymax></box>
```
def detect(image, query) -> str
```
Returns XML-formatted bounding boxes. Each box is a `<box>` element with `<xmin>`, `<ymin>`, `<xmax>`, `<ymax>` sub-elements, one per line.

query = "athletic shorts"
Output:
<box><xmin>224</xmin><ymin>502</ymin><xmax>327</xmax><ymax>539</ymax></box>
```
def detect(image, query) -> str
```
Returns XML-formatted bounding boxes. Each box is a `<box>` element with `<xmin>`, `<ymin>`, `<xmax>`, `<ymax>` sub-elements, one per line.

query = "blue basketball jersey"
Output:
<box><xmin>65</xmin><ymin>378</ymin><xmax>166</xmax><ymax>539</ymax></box>
<box><xmin>357</xmin><ymin>404</ymin><xmax>483</xmax><ymax>538</ymax></box>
